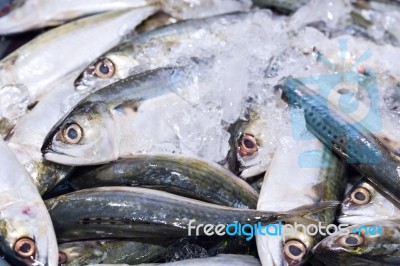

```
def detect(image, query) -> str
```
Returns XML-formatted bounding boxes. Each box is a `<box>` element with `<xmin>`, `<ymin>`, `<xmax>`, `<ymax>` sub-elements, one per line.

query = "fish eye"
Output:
<box><xmin>339</xmin><ymin>234</ymin><xmax>364</xmax><ymax>247</ymax></box>
<box><xmin>238</xmin><ymin>134</ymin><xmax>258</xmax><ymax>157</ymax></box>
<box><xmin>283</xmin><ymin>240</ymin><xmax>307</xmax><ymax>263</ymax></box>
<box><xmin>0</xmin><ymin>0</ymin><xmax>13</xmax><ymax>17</ymax></box>
<box><xmin>350</xmin><ymin>187</ymin><xmax>371</xmax><ymax>205</ymax></box>
<box><xmin>94</xmin><ymin>58</ymin><xmax>115</xmax><ymax>78</ymax></box>
<box><xmin>58</xmin><ymin>251</ymin><xmax>67</xmax><ymax>264</ymax></box>
<box><xmin>62</xmin><ymin>123</ymin><xmax>83</xmax><ymax>144</ymax></box>
<box><xmin>13</xmin><ymin>237</ymin><xmax>36</xmax><ymax>258</ymax></box>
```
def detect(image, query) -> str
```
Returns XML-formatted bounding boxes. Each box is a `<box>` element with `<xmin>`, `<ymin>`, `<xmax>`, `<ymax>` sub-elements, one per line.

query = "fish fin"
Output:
<box><xmin>276</xmin><ymin>201</ymin><xmax>340</xmax><ymax>223</ymax></box>
<box><xmin>114</xmin><ymin>100</ymin><xmax>141</xmax><ymax>114</ymax></box>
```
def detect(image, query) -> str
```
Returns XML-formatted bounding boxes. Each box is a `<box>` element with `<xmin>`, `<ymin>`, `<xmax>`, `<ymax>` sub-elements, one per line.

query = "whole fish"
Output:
<box><xmin>42</xmin><ymin>66</ymin><xmax>197</xmax><ymax>165</ymax></box>
<box><xmin>58</xmin><ymin>239</ymin><xmax>171</xmax><ymax>265</ymax></box>
<box><xmin>338</xmin><ymin>177</ymin><xmax>400</xmax><ymax>224</ymax></box>
<box><xmin>67</xmin><ymin>154</ymin><xmax>259</xmax><ymax>209</ymax></box>
<box><xmin>42</xmin><ymin>65</ymin><xmax>234</xmax><ymax>165</ymax></box>
<box><xmin>256</xmin><ymin>136</ymin><xmax>346</xmax><ymax>266</ymax></box>
<box><xmin>0</xmin><ymin>0</ymin><xmax>250</xmax><ymax>35</ymax></box>
<box><xmin>74</xmin><ymin>12</ymin><xmax>257</xmax><ymax>91</ymax></box>
<box><xmin>0</xmin><ymin>6</ymin><xmax>157</xmax><ymax>137</ymax></box>
<box><xmin>0</xmin><ymin>0</ymin><xmax>156</xmax><ymax>35</ymax></box>
<box><xmin>313</xmin><ymin>221</ymin><xmax>400</xmax><ymax>266</ymax></box>
<box><xmin>283</xmin><ymin>77</ymin><xmax>400</xmax><ymax>207</ymax></box>
<box><xmin>0</xmin><ymin>139</ymin><xmax>57</xmax><ymax>266</ymax></box>
<box><xmin>137</xmin><ymin>254</ymin><xmax>261</xmax><ymax>265</ymax></box>
<box><xmin>45</xmin><ymin>186</ymin><xmax>336</xmax><ymax>243</ymax></box>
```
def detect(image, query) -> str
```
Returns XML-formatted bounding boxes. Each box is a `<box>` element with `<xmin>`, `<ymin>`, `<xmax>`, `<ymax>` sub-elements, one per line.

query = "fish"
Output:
<box><xmin>283</xmin><ymin>77</ymin><xmax>400</xmax><ymax>207</ymax></box>
<box><xmin>256</xmin><ymin>135</ymin><xmax>346</xmax><ymax>266</ymax></box>
<box><xmin>67</xmin><ymin>154</ymin><xmax>259</xmax><ymax>209</ymax></box>
<box><xmin>0</xmin><ymin>6</ymin><xmax>157</xmax><ymax>137</ymax></box>
<box><xmin>58</xmin><ymin>239</ymin><xmax>171</xmax><ymax>265</ymax></box>
<box><xmin>0</xmin><ymin>0</ymin><xmax>156</xmax><ymax>35</ymax></box>
<box><xmin>313</xmin><ymin>220</ymin><xmax>400</xmax><ymax>266</ymax></box>
<box><xmin>136</xmin><ymin>254</ymin><xmax>261</xmax><ymax>265</ymax></box>
<box><xmin>73</xmin><ymin>12</ymin><xmax>255</xmax><ymax>91</ymax></box>
<box><xmin>45</xmin><ymin>186</ymin><xmax>337</xmax><ymax>243</ymax></box>
<box><xmin>0</xmin><ymin>139</ymin><xmax>58</xmax><ymax>266</ymax></box>
<box><xmin>0</xmin><ymin>0</ymin><xmax>250</xmax><ymax>35</ymax></box>
<box><xmin>42</xmin><ymin>65</ymin><xmax>229</xmax><ymax>165</ymax></box>
<box><xmin>338</xmin><ymin>177</ymin><xmax>400</xmax><ymax>224</ymax></box>
<box><xmin>7</xmin><ymin>142</ymin><xmax>72</xmax><ymax>196</ymax></box>
<box><xmin>8</xmin><ymin>72</ymin><xmax>85</xmax><ymax>195</ymax></box>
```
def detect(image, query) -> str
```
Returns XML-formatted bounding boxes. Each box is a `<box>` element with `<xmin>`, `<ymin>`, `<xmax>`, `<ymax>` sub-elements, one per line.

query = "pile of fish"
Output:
<box><xmin>0</xmin><ymin>0</ymin><xmax>400</xmax><ymax>265</ymax></box>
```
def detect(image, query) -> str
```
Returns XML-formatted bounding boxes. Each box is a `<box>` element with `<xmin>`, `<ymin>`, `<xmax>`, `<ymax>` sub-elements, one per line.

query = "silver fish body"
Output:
<box><xmin>137</xmin><ymin>254</ymin><xmax>261</xmax><ymax>265</ymax></box>
<box><xmin>42</xmin><ymin>66</ymin><xmax>203</xmax><ymax>165</ymax></box>
<box><xmin>284</xmin><ymin>77</ymin><xmax>400</xmax><ymax>207</ymax></box>
<box><xmin>0</xmin><ymin>0</ymin><xmax>156</xmax><ymax>35</ymax></box>
<box><xmin>45</xmin><ymin>186</ymin><xmax>334</xmax><ymax>243</ymax></box>
<box><xmin>68</xmin><ymin>154</ymin><xmax>259</xmax><ymax>209</ymax></box>
<box><xmin>0</xmin><ymin>139</ymin><xmax>58</xmax><ymax>266</ymax></box>
<box><xmin>59</xmin><ymin>239</ymin><xmax>171</xmax><ymax>265</ymax></box>
<box><xmin>256</xmin><ymin>135</ymin><xmax>346</xmax><ymax>266</ymax></box>
<box><xmin>9</xmin><ymin>72</ymin><xmax>84</xmax><ymax>195</ymax></box>
<box><xmin>0</xmin><ymin>7</ymin><xmax>157</xmax><ymax>137</ymax></box>
<box><xmin>74</xmin><ymin>12</ymin><xmax>256</xmax><ymax>91</ymax></box>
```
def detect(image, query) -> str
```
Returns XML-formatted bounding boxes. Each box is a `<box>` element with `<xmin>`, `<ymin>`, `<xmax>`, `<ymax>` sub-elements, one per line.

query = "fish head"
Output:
<box><xmin>234</xmin><ymin>113</ymin><xmax>270</xmax><ymax>178</ymax></box>
<box><xmin>41</xmin><ymin>101</ymin><xmax>117</xmax><ymax>165</ymax></box>
<box><xmin>74</xmin><ymin>49</ymin><xmax>138</xmax><ymax>91</ymax></box>
<box><xmin>337</xmin><ymin>179</ymin><xmax>398</xmax><ymax>224</ymax></box>
<box><xmin>313</xmin><ymin>222</ymin><xmax>397</xmax><ymax>265</ymax></box>
<box><xmin>257</xmin><ymin>227</ymin><xmax>314</xmax><ymax>266</ymax></box>
<box><xmin>0</xmin><ymin>200</ymin><xmax>58</xmax><ymax>266</ymax></box>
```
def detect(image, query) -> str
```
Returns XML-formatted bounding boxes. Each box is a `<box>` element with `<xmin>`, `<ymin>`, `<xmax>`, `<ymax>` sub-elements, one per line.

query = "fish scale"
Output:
<box><xmin>284</xmin><ymin>77</ymin><xmax>400</xmax><ymax>207</ymax></box>
<box><xmin>67</xmin><ymin>154</ymin><xmax>258</xmax><ymax>209</ymax></box>
<box><xmin>45</xmin><ymin>186</ymin><xmax>334</xmax><ymax>243</ymax></box>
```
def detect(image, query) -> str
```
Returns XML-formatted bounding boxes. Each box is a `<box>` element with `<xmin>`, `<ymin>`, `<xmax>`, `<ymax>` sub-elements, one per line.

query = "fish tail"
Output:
<box><xmin>276</xmin><ymin>201</ymin><xmax>340</xmax><ymax>224</ymax></box>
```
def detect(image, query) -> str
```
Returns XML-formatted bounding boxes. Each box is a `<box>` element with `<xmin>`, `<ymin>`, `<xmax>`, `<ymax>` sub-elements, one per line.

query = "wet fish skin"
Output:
<box><xmin>0</xmin><ymin>0</ymin><xmax>250</xmax><ymax>34</ymax></box>
<box><xmin>0</xmin><ymin>139</ymin><xmax>58</xmax><ymax>266</ymax></box>
<box><xmin>59</xmin><ymin>239</ymin><xmax>171</xmax><ymax>265</ymax></box>
<box><xmin>0</xmin><ymin>6</ymin><xmax>157</xmax><ymax>137</ymax></box>
<box><xmin>68</xmin><ymin>154</ymin><xmax>258</xmax><ymax>209</ymax></box>
<box><xmin>283</xmin><ymin>77</ymin><xmax>400</xmax><ymax>207</ymax></box>
<box><xmin>136</xmin><ymin>254</ymin><xmax>261</xmax><ymax>265</ymax></box>
<box><xmin>313</xmin><ymin>220</ymin><xmax>400</xmax><ymax>266</ymax></box>
<box><xmin>0</xmin><ymin>0</ymin><xmax>157</xmax><ymax>35</ymax></box>
<box><xmin>256</xmin><ymin>136</ymin><xmax>346</xmax><ymax>266</ymax></box>
<box><xmin>8</xmin><ymin>142</ymin><xmax>72</xmax><ymax>195</ymax></box>
<box><xmin>42</xmin><ymin>66</ymin><xmax>203</xmax><ymax>165</ymax></box>
<box><xmin>338</xmin><ymin>177</ymin><xmax>400</xmax><ymax>224</ymax></box>
<box><xmin>74</xmin><ymin>12</ymin><xmax>252</xmax><ymax>91</ymax></box>
<box><xmin>45</xmin><ymin>186</ymin><xmax>336</xmax><ymax>243</ymax></box>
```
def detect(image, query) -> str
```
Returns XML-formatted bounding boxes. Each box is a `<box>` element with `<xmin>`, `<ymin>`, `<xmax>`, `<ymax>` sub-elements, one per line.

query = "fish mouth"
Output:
<box><xmin>40</xmin><ymin>139</ymin><xmax>54</xmax><ymax>154</ymax></box>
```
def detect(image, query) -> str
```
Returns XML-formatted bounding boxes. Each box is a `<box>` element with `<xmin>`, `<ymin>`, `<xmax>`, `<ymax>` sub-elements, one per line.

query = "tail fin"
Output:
<box><xmin>272</xmin><ymin>201</ymin><xmax>340</xmax><ymax>224</ymax></box>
